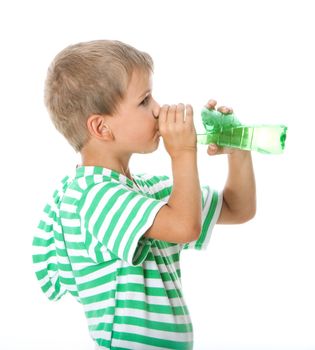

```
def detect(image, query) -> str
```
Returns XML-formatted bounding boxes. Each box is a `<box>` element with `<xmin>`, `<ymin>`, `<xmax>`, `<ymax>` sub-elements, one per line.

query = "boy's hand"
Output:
<box><xmin>159</xmin><ymin>103</ymin><xmax>197</xmax><ymax>159</ymax></box>
<box><xmin>147</xmin><ymin>104</ymin><xmax>202</xmax><ymax>243</ymax></box>
<box><xmin>206</xmin><ymin>99</ymin><xmax>233</xmax><ymax>115</ymax></box>
<box><xmin>205</xmin><ymin>99</ymin><xmax>244</xmax><ymax>156</ymax></box>
<box><xmin>206</xmin><ymin>100</ymin><xmax>256</xmax><ymax>224</ymax></box>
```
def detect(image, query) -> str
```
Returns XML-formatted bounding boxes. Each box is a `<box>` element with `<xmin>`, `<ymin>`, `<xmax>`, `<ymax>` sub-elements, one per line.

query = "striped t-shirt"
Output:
<box><xmin>32</xmin><ymin>165</ymin><xmax>222</xmax><ymax>349</ymax></box>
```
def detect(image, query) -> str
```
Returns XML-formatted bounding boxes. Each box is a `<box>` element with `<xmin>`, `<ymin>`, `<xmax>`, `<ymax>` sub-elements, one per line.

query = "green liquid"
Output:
<box><xmin>197</xmin><ymin>108</ymin><xmax>287</xmax><ymax>154</ymax></box>
<box><xmin>197</xmin><ymin>125</ymin><xmax>287</xmax><ymax>154</ymax></box>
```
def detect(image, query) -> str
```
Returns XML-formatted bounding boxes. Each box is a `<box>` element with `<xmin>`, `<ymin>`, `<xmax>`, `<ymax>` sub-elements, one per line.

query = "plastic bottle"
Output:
<box><xmin>196</xmin><ymin>108</ymin><xmax>287</xmax><ymax>154</ymax></box>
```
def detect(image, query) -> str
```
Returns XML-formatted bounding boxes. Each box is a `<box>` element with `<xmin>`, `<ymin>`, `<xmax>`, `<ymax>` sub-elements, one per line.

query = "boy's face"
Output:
<box><xmin>109</xmin><ymin>69</ymin><xmax>161</xmax><ymax>155</ymax></box>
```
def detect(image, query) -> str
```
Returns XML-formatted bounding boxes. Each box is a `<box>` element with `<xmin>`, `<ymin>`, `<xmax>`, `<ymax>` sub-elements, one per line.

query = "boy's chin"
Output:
<box><xmin>137</xmin><ymin>143</ymin><xmax>159</xmax><ymax>155</ymax></box>
<box><xmin>152</xmin><ymin>141</ymin><xmax>160</xmax><ymax>152</ymax></box>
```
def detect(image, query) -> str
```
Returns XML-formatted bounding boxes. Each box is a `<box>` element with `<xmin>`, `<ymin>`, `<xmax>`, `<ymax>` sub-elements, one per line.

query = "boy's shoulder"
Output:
<box><xmin>50</xmin><ymin>167</ymin><xmax>173</xmax><ymax>205</ymax></box>
<box><xmin>134</xmin><ymin>172</ymin><xmax>171</xmax><ymax>186</ymax></box>
<box><xmin>134</xmin><ymin>173</ymin><xmax>172</xmax><ymax>199</ymax></box>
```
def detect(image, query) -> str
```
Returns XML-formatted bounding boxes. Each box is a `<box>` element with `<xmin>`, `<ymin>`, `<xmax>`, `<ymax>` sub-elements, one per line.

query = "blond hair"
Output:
<box><xmin>44</xmin><ymin>40</ymin><xmax>154</xmax><ymax>152</ymax></box>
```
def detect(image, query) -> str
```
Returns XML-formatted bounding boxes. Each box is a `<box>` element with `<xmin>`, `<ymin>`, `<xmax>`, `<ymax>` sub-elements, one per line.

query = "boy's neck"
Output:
<box><xmin>80</xmin><ymin>149</ymin><xmax>133</xmax><ymax>181</ymax></box>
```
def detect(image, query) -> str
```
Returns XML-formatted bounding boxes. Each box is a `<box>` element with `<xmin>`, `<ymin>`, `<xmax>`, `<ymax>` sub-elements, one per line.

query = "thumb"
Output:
<box><xmin>207</xmin><ymin>144</ymin><xmax>227</xmax><ymax>156</ymax></box>
<box><xmin>207</xmin><ymin>144</ymin><xmax>220</xmax><ymax>156</ymax></box>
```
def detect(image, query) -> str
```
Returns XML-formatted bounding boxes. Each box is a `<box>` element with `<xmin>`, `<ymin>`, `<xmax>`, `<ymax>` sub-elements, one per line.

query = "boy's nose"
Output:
<box><xmin>152</xmin><ymin>104</ymin><xmax>160</xmax><ymax>119</ymax></box>
<box><xmin>152</xmin><ymin>110</ymin><xmax>159</xmax><ymax>119</ymax></box>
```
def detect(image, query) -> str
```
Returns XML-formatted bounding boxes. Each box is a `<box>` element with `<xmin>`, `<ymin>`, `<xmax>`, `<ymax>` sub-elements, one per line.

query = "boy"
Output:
<box><xmin>32</xmin><ymin>40</ymin><xmax>256</xmax><ymax>349</ymax></box>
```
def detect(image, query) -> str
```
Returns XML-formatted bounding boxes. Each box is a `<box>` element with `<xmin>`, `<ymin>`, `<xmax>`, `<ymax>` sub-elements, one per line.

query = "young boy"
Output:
<box><xmin>32</xmin><ymin>40</ymin><xmax>256</xmax><ymax>350</ymax></box>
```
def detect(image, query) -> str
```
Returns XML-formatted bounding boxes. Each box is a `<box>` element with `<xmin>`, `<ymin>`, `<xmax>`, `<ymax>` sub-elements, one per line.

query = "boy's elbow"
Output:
<box><xmin>191</xmin><ymin>223</ymin><xmax>202</xmax><ymax>241</ymax></box>
<box><xmin>250</xmin><ymin>206</ymin><xmax>257</xmax><ymax>220</ymax></box>
<box><xmin>189</xmin><ymin>221</ymin><xmax>202</xmax><ymax>241</ymax></box>
<box><xmin>177</xmin><ymin>222</ymin><xmax>201</xmax><ymax>243</ymax></box>
<box><xmin>248</xmin><ymin>201</ymin><xmax>257</xmax><ymax>221</ymax></box>
<box><xmin>237</xmin><ymin>205</ymin><xmax>256</xmax><ymax>224</ymax></box>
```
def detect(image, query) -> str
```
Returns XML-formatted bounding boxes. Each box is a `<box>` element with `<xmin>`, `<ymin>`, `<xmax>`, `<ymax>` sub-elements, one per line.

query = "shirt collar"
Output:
<box><xmin>75</xmin><ymin>165</ymin><xmax>137</xmax><ymax>190</ymax></box>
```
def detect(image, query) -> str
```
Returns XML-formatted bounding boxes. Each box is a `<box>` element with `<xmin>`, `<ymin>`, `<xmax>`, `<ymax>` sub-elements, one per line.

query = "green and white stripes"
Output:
<box><xmin>32</xmin><ymin>166</ymin><xmax>222</xmax><ymax>349</ymax></box>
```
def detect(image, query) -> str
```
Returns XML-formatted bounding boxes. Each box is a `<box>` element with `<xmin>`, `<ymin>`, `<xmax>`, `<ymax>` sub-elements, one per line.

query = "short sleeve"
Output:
<box><xmin>138</xmin><ymin>174</ymin><xmax>223</xmax><ymax>251</ymax></box>
<box><xmin>78</xmin><ymin>181</ymin><xmax>167</xmax><ymax>266</ymax></box>
<box><xmin>183</xmin><ymin>185</ymin><xmax>223</xmax><ymax>250</ymax></box>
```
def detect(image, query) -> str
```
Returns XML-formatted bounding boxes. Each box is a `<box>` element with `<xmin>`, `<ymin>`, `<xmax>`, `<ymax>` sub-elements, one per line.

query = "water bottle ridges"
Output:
<box><xmin>197</xmin><ymin>108</ymin><xmax>287</xmax><ymax>155</ymax></box>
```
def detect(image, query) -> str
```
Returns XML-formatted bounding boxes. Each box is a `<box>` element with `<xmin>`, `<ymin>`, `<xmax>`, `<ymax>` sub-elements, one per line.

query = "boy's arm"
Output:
<box><xmin>145</xmin><ymin>152</ymin><xmax>202</xmax><ymax>243</ymax></box>
<box><xmin>217</xmin><ymin>150</ymin><xmax>256</xmax><ymax>224</ymax></box>
<box><xmin>144</xmin><ymin>104</ymin><xmax>202</xmax><ymax>244</ymax></box>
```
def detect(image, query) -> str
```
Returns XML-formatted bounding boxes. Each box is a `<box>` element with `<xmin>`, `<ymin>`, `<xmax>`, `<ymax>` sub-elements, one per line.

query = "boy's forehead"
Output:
<box><xmin>127</xmin><ymin>70</ymin><xmax>152</xmax><ymax>97</ymax></box>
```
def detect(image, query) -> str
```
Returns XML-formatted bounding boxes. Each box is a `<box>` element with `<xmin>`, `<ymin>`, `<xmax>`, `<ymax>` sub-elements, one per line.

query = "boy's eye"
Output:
<box><xmin>140</xmin><ymin>95</ymin><xmax>151</xmax><ymax>106</ymax></box>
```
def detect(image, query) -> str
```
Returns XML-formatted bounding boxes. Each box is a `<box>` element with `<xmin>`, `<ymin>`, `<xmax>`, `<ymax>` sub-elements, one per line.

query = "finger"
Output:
<box><xmin>207</xmin><ymin>144</ymin><xmax>229</xmax><ymax>156</ymax></box>
<box><xmin>218</xmin><ymin>106</ymin><xmax>233</xmax><ymax>114</ymax></box>
<box><xmin>207</xmin><ymin>144</ymin><xmax>236</xmax><ymax>156</ymax></box>
<box><xmin>158</xmin><ymin>104</ymin><xmax>169</xmax><ymax>127</ymax></box>
<box><xmin>205</xmin><ymin>99</ymin><xmax>217</xmax><ymax>110</ymax></box>
<box><xmin>168</xmin><ymin>104</ymin><xmax>177</xmax><ymax>123</ymax></box>
<box><xmin>184</xmin><ymin>104</ymin><xmax>194</xmax><ymax>126</ymax></box>
<box><xmin>176</xmin><ymin>103</ymin><xmax>185</xmax><ymax>124</ymax></box>
<box><xmin>207</xmin><ymin>144</ymin><xmax>219</xmax><ymax>156</ymax></box>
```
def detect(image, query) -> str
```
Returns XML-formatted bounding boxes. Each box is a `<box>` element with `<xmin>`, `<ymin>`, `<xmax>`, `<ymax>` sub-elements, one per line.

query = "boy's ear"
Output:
<box><xmin>86</xmin><ymin>114</ymin><xmax>114</xmax><ymax>141</ymax></box>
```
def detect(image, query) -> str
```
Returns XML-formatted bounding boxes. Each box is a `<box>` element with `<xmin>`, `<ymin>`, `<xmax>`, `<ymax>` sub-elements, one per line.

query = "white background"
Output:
<box><xmin>0</xmin><ymin>0</ymin><xmax>314</xmax><ymax>349</ymax></box>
